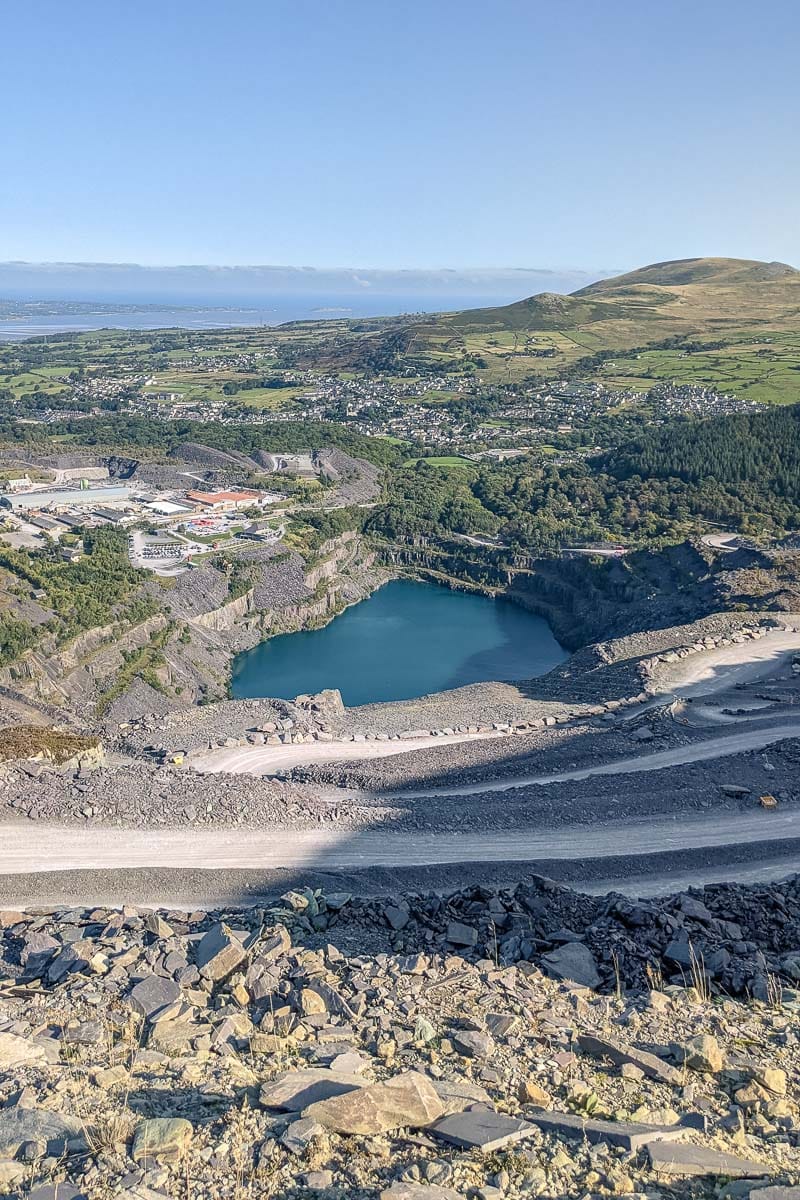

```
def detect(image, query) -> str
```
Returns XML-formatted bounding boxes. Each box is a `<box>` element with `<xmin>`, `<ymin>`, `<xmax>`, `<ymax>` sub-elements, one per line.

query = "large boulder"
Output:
<box><xmin>540</xmin><ymin>941</ymin><xmax>601</xmax><ymax>988</ymax></box>
<box><xmin>303</xmin><ymin>1071</ymin><xmax>444</xmax><ymax>1135</ymax></box>
<box><xmin>0</xmin><ymin>1107</ymin><xmax>87</xmax><ymax>1159</ymax></box>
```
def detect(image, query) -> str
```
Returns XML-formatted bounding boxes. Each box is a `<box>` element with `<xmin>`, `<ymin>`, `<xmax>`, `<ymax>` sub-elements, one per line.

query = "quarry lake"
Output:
<box><xmin>231</xmin><ymin>579</ymin><xmax>568</xmax><ymax>706</ymax></box>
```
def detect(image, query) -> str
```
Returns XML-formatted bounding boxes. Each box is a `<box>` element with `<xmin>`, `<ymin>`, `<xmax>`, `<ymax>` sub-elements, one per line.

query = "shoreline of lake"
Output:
<box><xmin>231</xmin><ymin>578</ymin><xmax>568</xmax><ymax>707</ymax></box>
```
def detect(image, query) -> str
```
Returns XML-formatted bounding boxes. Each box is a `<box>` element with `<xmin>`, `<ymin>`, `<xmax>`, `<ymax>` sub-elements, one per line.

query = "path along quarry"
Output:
<box><xmin>6</xmin><ymin>625</ymin><xmax>800</xmax><ymax>902</ymax></box>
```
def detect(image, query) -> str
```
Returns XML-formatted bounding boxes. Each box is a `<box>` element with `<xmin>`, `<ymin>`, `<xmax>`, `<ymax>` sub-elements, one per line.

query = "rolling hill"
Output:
<box><xmin>437</xmin><ymin>257</ymin><xmax>800</xmax><ymax>339</ymax></box>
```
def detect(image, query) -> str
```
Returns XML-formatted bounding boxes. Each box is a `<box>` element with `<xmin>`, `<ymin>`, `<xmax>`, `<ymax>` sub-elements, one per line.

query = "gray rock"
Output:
<box><xmin>0</xmin><ymin>1107</ymin><xmax>87</xmax><ymax>1159</ymax></box>
<box><xmin>195</xmin><ymin>922</ymin><xmax>247</xmax><ymax>982</ymax></box>
<box><xmin>747</xmin><ymin>1190</ymin><xmax>800</xmax><ymax>1200</ymax></box>
<box><xmin>302</xmin><ymin>1170</ymin><xmax>335</xmax><ymax>1190</ymax></box>
<box><xmin>259</xmin><ymin>1068</ymin><xmax>366</xmax><ymax>1111</ymax></box>
<box><xmin>381</xmin><ymin>1185</ymin><xmax>463</xmax><ymax>1199</ymax></box>
<box><xmin>280</xmin><ymin>1116</ymin><xmax>326</xmax><ymax>1156</ymax></box>
<box><xmin>47</xmin><ymin>939</ymin><xmax>94</xmax><ymax>983</ymax></box>
<box><xmin>28</xmin><ymin>1187</ymin><xmax>85</xmax><ymax>1200</ymax></box>
<box><xmin>452</xmin><ymin>1030</ymin><xmax>494</xmax><ymax>1059</ymax></box>
<box><xmin>446</xmin><ymin>921</ymin><xmax>478</xmax><ymax>948</ymax></box>
<box><xmin>530</xmin><ymin>1111</ymin><xmax>686</xmax><ymax>1151</ymax></box>
<box><xmin>132</xmin><ymin>1117</ymin><xmax>193</xmax><ymax>1164</ymax></box>
<box><xmin>647</xmin><ymin>1141</ymin><xmax>769</xmax><ymax>1178</ymax></box>
<box><xmin>430</xmin><ymin>1108</ymin><xmax>534</xmax><ymax>1152</ymax></box>
<box><xmin>128</xmin><ymin>976</ymin><xmax>182</xmax><ymax>1023</ymax></box>
<box><xmin>20</xmin><ymin>931</ymin><xmax>60</xmax><ymax>973</ymax></box>
<box><xmin>540</xmin><ymin>941</ymin><xmax>601</xmax><ymax>988</ymax></box>
<box><xmin>0</xmin><ymin>1033</ymin><xmax>46</xmax><ymax>1068</ymax></box>
<box><xmin>304</xmin><ymin>1071</ymin><xmax>444</xmax><ymax>1135</ymax></box>
<box><xmin>431</xmin><ymin>1077</ymin><xmax>492</xmax><ymax>1115</ymax></box>
<box><xmin>576</xmin><ymin>1033</ymin><xmax>682</xmax><ymax>1085</ymax></box>
<box><xmin>385</xmin><ymin>904</ymin><xmax>410</xmax><ymax>931</ymax></box>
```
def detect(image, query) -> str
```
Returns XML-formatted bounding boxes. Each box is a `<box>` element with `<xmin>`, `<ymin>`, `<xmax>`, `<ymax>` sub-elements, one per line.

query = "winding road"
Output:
<box><xmin>5</xmin><ymin>623</ymin><xmax>800</xmax><ymax>904</ymax></box>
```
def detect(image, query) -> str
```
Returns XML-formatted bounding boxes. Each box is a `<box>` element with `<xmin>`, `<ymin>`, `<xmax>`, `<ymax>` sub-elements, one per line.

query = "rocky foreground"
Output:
<box><xmin>1</xmin><ymin>876</ymin><xmax>799</xmax><ymax>1199</ymax></box>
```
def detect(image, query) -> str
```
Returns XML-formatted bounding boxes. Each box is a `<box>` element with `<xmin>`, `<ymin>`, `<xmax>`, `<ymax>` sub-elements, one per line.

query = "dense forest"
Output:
<box><xmin>0</xmin><ymin>526</ymin><xmax>158</xmax><ymax>658</ymax></box>
<box><xmin>369</xmin><ymin>405</ymin><xmax>800</xmax><ymax>553</ymax></box>
<box><xmin>0</xmin><ymin>414</ymin><xmax>403</xmax><ymax>469</ymax></box>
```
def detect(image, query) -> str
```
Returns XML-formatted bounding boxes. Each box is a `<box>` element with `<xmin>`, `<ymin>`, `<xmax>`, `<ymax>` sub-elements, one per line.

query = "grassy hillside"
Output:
<box><xmin>441</xmin><ymin>257</ymin><xmax>800</xmax><ymax>338</ymax></box>
<box><xmin>401</xmin><ymin>257</ymin><xmax>800</xmax><ymax>398</ymax></box>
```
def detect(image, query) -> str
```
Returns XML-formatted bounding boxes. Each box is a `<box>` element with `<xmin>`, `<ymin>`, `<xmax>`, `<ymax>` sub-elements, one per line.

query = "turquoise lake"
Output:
<box><xmin>231</xmin><ymin>579</ymin><xmax>568</xmax><ymax>707</ymax></box>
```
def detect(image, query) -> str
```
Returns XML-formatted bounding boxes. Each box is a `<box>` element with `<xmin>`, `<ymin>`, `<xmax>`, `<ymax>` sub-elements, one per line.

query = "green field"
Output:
<box><xmin>599</xmin><ymin>331</ymin><xmax>800</xmax><ymax>404</ymax></box>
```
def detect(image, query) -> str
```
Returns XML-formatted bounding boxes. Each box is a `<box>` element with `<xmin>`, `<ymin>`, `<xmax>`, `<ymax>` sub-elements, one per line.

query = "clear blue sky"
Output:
<box><xmin>2</xmin><ymin>0</ymin><xmax>798</xmax><ymax>270</ymax></box>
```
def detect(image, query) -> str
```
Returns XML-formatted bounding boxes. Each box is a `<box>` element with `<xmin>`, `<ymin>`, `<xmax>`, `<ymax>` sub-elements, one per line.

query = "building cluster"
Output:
<box><xmin>0</xmin><ymin>473</ymin><xmax>286</xmax><ymax>572</ymax></box>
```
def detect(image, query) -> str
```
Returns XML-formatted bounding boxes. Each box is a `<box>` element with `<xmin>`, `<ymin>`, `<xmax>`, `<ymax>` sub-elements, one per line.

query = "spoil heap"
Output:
<box><xmin>0</xmin><ymin>875</ymin><xmax>799</xmax><ymax>1199</ymax></box>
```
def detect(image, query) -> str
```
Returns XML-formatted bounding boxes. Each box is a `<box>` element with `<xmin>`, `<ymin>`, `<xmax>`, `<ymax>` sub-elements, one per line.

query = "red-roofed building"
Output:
<box><xmin>186</xmin><ymin>489</ymin><xmax>266</xmax><ymax>511</ymax></box>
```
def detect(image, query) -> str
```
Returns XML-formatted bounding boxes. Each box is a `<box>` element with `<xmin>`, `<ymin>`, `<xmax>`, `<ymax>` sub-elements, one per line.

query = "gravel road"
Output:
<box><xmin>383</xmin><ymin>720</ymin><xmax>800</xmax><ymax>797</ymax></box>
<box><xmin>3</xmin><ymin>804</ymin><xmax>799</xmax><ymax>874</ymax></box>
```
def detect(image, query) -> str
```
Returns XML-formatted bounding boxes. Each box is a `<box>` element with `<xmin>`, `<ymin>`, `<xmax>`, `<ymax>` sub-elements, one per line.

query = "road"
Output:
<box><xmin>192</xmin><ymin>629</ymin><xmax>800</xmax><ymax>782</ymax></box>
<box><xmin>2</xmin><ymin>806</ymin><xmax>799</xmax><ymax>877</ymax></box>
<box><xmin>385</xmin><ymin>720</ymin><xmax>800</xmax><ymax>798</ymax></box>
<box><xmin>193</xmin><ymin>729</ymin><xmax>496</xmax><ymax>776</ymax></box>
<box><xmin>701</xmin><ymin>532</ymin><xmax>741</xmax><ymax>553</ymax></box>
<box><xmin>8</xmin><ymin>615</ymin><xmax>800</xmax><ymax>905</ymax></box>
<box><xmin>658</xmin><ymin>630</ymin><xmax>800</xmax><ymax>699</ymax></box>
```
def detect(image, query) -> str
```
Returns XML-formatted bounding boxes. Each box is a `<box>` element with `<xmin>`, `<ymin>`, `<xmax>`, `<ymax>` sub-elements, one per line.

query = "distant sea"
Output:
<box><xmin>0</xmin><ymin>290</ymin><xmax>519</xmax><ymax>342</ymax></box>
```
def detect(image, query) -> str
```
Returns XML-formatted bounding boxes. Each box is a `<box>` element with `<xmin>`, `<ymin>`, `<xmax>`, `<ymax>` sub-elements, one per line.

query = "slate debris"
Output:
<box><xmin>646</xmin><ymin>1140</ymin><xmax>771</xmax><ymax>1178</ymax></box>
<box><xmin>430</xmin><ymin>1109</ymin><xmax>534</xmax><ymax>1153</ymax></box>
<box><xmin>0</xmin><ymin>872</ymin><xmax>797</xmax><ymax>1198</ymax></box>
<box><xmin>529</xmin><ymin>1110</ymin><xmax>687</xmax><ymax>1151</ymax></box>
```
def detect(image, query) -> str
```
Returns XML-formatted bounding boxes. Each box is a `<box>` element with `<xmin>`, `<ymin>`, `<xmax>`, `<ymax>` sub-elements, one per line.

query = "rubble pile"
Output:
<box><xmin>0</xmin><ymin>876</ymin><xmax>799</xmax><ymax>1198</ymax></box>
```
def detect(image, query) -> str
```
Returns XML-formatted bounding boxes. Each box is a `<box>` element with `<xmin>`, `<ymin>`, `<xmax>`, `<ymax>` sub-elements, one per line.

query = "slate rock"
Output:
<box><xmin>304</xmin><ymin>1070</ymin><xmax>444</xmax><ymax>1134</ymax></box>
<box><xmin>747</xmin><ymin>1189</ymin><xmax>800</xmax><ymax>1200</ymax></box>
<box><xmin>128</xmin><ymin>976</ymin><xmax>182</xmax><ymax>1023</ymax></box>
<box><xmin>530</xmin><ymin>1110</ymin><xmax>686</xmax><ymax>1151</ymax></box>
<box><xmin>385</xmin><ymin>904</ymin><xmax>410</xmax><ymax>931</ymax></box>
<box><xmin>647</xmin><ymin>1141</ymin><xmax>769</xmax><ymax>1178</ymax></box>
<box><xmin>431</xmin><ymin>1077</ymin><xmax>492</xmax><ymax>1116</ymax></box>
<box><xmin>280</xmin><ymin>1116</ymin><xmax>327</xmax><ymax>1156</ymax></box>
<box><xmin>0</xmin><ymin>1162</ymin><xmax>25</xmax><ymax>1189</ymax></box>
<box><xmin>446</xmin><ymin>921</ymin><xmax>478</xmax><ymax>948</ymax></box>
<box><xmin>577</xmin><ymin>1033</ymin><xmax>682</xmax><ymax>1085</ymax></box>
<box><xmin>196</xmin><ymin>922</ymin><xmax>247</xmax><ymax>982</ymax></box>
<box><xmin>0</xmin><ymin>1033</ymin><xmax>46</xmax><ymax>1068</ymax></box>
<box><xmin>540</xmin><ymin>942</ymin><xmax>601</xmax><ymax>988</ymax></box>
<box><xmin>132</xmin><ymin>1117</ymin><xmax>193</xmax><ymax>1164</ymax></box>
<box><xmin>259</xmin><ymin>1068</ymin><xmax>366</xmax><ymax>1111</ymax></box>
<box><xmin>684</xmin><ymin>1034</ymin><xmax>725</xmax><ymax>1073</ymax></box>
<box><xmin>28</xmin><ymin>1186</ymin><xmax>86</xmax><ymax>1200</ymax></box>
<box><xmin>20</xmin><ymin>932</ymin><xmax>60</xmax><ymax>973</ymax></box>
<box><xmin>430</xmin><ymin>1108</ymin><xmax>534</xmax><ymax>1153</ymax></box>
<box><xmin>47</xmin><ymin>940</ymin><xmax>94</xmax><ymax>983</ymax></box>
<box><xmin>452</xmin><ymin>1030</ymin><xmax>494</xmax><ymax>1059</ymax></box>
<box><xmin>0</xmin><ymin>1106</ymin><xmax>87</xmax><ymax>1158</ymax></box>
<box><xmin>381</xmin><ymin>1185</ymin><xmax>463</xmax><ymax>1199</ymax></box>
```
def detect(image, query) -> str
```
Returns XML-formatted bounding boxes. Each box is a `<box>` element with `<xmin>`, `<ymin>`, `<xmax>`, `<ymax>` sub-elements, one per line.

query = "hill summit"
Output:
<box><xmin>577</xmin><ymin>256</ymin><xmax>799</xmax><ymax>294</ymax></box>
<box><xmin>441</xmin><ymin>255</ymin><xmax>800</xmax><ymax>338</ymax></box>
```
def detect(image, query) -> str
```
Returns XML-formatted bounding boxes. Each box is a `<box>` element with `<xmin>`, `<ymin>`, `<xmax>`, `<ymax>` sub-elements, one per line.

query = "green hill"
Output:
<box><xmin>439</xmin><ymin>256</ymin><xmax>800</xmax><ymax>338</ymax></box>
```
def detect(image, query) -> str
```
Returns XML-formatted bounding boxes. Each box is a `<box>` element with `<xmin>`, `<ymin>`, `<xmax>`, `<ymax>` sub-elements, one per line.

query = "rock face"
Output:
<box><xmin>304</xmin><ymin>1072</ymin><xmax>445</xmax><ymax>1134</ymax></box>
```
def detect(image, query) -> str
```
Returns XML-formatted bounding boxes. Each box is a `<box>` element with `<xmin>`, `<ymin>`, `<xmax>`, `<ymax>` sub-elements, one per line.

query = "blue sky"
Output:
<box><xmin>2</xmin><ymin>0</ymin><xmax>798</xmax><ymax>270</ymax></box>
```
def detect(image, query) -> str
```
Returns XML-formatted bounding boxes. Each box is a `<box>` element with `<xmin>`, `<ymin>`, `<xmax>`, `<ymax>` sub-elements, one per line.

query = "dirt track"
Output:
<box><xmin>7</xmin><ymin>621</ymin><xmax>800</xmax><ymax>905</ymax></box>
